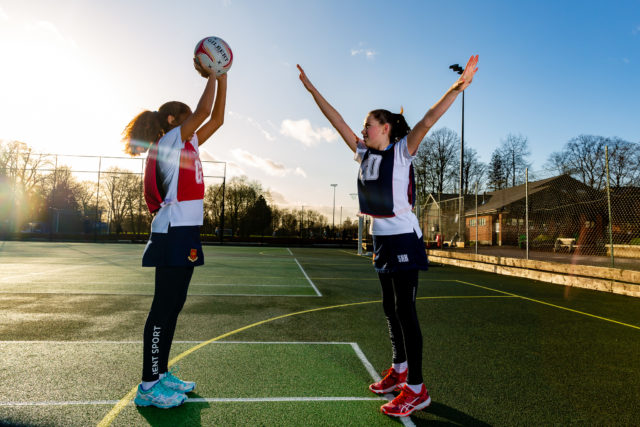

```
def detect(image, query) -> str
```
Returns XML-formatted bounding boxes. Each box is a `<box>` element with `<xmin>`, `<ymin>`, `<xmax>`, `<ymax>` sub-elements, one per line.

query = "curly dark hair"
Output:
<box><xmin>121</xmin><ymin>101</ymin><xmax>191</xmax><ymax>156</ymax></box>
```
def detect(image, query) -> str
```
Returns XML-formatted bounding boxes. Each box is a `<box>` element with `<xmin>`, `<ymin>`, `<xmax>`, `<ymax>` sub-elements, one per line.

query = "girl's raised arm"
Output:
<box><xmin>297</xmin><ymin>65</ymin><xmax>360</xmax><ymax>153</ymax></box>
<box><xmin>407</xmin><ymin>55</ymin><xmax>478</xmax><ymax>155</ymax></box>
<box><xmin>179</xmin><ymin>59</ymin><xmax>218</xmax><ymax>142</ymax></box>
<box><xmin>196</xmin><ymin>73</ymin><xmax>227</xmax><ymax>145</ymax></box>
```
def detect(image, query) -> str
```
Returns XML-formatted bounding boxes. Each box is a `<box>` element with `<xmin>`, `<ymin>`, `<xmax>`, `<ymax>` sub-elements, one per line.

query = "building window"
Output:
<box><xmin>470</xmin><ymin>218</ymin><xmax>486</xmax><ymax>227</ymax></box>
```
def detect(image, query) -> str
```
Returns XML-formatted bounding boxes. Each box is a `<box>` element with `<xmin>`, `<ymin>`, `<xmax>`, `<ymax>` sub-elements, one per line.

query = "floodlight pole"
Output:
<box><xmin>331</xmin><ymin>184</ymin><xmax>337</xmax><ymax>238</ymax></box>
<box><xmin>220</xmin><ymin>164</ymin><xmax>226</xmax><ymax>244</ymax></box>
<box><xmin>450</xmin><ymin>64</ymin><xmax>465</xmax><ymax>246</ymax></box>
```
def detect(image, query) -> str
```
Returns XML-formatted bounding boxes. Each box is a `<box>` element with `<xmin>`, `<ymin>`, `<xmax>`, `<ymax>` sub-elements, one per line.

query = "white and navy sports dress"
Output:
<box><xmin>142</xmin><ymin>126</ymin><xmax>205</xmax><ymax>267</ymax></box>
<box><xmin>355</xmin><ymin>136</ymin><xmax>428</xmax><ymax>273</ymax></box>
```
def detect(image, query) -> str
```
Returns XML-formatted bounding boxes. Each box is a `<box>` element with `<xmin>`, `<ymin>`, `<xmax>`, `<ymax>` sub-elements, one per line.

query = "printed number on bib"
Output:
<box><xmin>195</xmin><ymin>159</ymin><xmax>203</xmax><ymax>184</ymax></box>
<box><xmin>360</xmin><ymin>154</ymin><xmax>383</xmax><ymax>181</ymax></box>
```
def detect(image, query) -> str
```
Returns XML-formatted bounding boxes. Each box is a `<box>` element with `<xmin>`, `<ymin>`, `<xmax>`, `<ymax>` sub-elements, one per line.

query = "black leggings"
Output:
<box><xmin>142</xmin><ymin>266</ymin><xmax>194</xmax><ymax>381</ymax></box>
<box><xmin>379</xmin><ymin>269</ymin><xmax>423</xmax><ymax>385</ymax></box>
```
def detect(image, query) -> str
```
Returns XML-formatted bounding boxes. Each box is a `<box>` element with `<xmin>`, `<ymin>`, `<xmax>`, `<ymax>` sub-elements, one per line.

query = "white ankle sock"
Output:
<box><xmin>406</xmin><ymin>383</ymin><xmax>423</xmax><ymax>393</ymax></box>
<box><xmin>141</xmin><ymin>380</ymin><xmax>159</xmax><ymax>391</ymax></box>
<box><xmin>392</xmin><ymin>362</ymin><xmax>408</xmax><ymax>373</ymax></box>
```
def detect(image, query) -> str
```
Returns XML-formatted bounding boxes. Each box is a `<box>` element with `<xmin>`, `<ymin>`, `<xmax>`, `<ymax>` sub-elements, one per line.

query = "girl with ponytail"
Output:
<box><xmin>297</xmin><ymin>55</ymin><xmax>478</xmax><ymax>418</ymax></box>
<box><xmin>123</xmin><ymin>59</ymin><xmax>228</xmax><ymax>409</ymax></box>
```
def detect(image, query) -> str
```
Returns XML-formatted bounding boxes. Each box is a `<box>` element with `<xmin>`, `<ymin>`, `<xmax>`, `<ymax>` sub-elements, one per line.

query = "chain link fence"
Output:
<box><xmin>0</xmin><ymin>153</ymin><xmax>225</xmax><ymax>241</ymax></box>
<box><xmin>421</xmin><ymin>155</ymin><xmax>640</xmax><ymax>271</ymax></box>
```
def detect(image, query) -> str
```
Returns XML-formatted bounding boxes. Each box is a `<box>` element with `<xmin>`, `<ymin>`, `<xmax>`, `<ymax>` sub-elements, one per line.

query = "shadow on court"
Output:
<box><xmin>414</xmin><ymin>401</ymin><xmax>491</xmax><ymax>426</ymax></box>
<box><xmin>136</xmin><ymin>393</ymin><xmax>210</xmax><ymax>427</ymax></box>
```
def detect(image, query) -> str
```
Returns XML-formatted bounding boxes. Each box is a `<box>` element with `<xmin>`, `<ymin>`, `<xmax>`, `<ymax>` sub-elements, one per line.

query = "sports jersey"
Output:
<box><xmin>143</xmin><ymin>126</ymin><xmax>205</xmax><ymax>233</ymax></box>
<box><xmin>355</xmin><ymin>136</ymin><xmax>422</xmax><ymax>237</ymax></box>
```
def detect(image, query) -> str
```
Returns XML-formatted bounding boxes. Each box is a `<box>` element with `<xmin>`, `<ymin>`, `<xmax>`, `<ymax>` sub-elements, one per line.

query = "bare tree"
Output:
<box><xmin>413</xmin><ymin>127</ymin><xmax>459</xmax><ymax>199</ymax></box>
<box><xmin>547</xmin><ymin>135</ymin><xmax>607</xmax><ymax>190</ymax></box>
<box><xmin>224</xmin><ymin>176</ymin><xmax>264</xmax><ymax>236</ymax></box>
<box><xmin>499</xmin><ymin>133</ymin><xmax>531</xmax><ymax>187</ymax></box>
<box><xmin>451</xmin><ymin>147</ymin><xmax>487</xmax><ymax>194</ymax></box>
<box><xmin>101</xmin><ymin>167</ymin><xmax>140</xmax><ymax>233</ymax></box>
<box><xmin>607</xmin><ymin>138</ymin><xmax>640</xmax><ymax>188</ymax></box>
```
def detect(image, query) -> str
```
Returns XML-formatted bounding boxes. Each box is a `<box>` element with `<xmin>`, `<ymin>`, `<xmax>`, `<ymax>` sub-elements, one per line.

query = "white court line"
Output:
<box><xmin>351</xmin><ymin>342</ymin><xmax>417</xmax><ymax>427</ymax></box>
<box><xmin>1</xmin><ymin>341</ymin><xmax>417</xmax><ymax>424</ymax></box>
<box><xmin>192</xmin><ymin>283</ymin><xmax>309</xmax><ymax>288</ymax></box>
<box><xmin>0</xmin><ymin>291</ymin><xmax>321</xmax><ymax>297</ymax></box>
<box><xmin>0</xmin><ymin>283</ymin><xmax>309</xmax><ymax>288</ymax></box>
<box><xmin>0</xmin><ymin>263</ymin><xmax>113</xmax><ymax>283</ymax></box>
<box><xmin>0</xmin><ymin>341</ymin><xmax>389</xmax><ymax>409</ymax></box>
<box><xmin>294</xmin><ymin>258</ymin><xmax>322</xmax><ymax>297</ymax></box>
<box><xmin>1</xmin><ymin>341</ymin><xmax>361</xmax><ymax>345</ymax></box>
<box><xmin>287</xmin><ymin>248</ymin><xmax>293</xmax><ymax>256</ymax></box>
<box><xmin>0</xmin><ymin>397</ymin><xmax>384</xmax><ymax>407</ymax></box>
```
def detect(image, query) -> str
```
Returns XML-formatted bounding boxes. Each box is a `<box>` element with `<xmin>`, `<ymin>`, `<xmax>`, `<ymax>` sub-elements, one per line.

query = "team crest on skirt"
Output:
<box><xmin>187</xmin><ymin>249</ymin><xmax>198</xmax><ymax>262</ymax></box>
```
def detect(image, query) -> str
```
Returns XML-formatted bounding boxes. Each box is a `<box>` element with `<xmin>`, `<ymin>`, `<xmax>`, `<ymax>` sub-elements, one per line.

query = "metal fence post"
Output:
<box><xmin>220</xmin><ymin>164</ymin><xmax>226</xmax><ymax>244</ymax></box>
<box><xmin>95</xmin><ymin>156</ymin><xmax>101</xmax><ymax>242</ymax></box>
<box><xmin>605</xmin><ymin>146</ymin><xmax>614</xmax><ymax>268</ymax></box>
<box><xmin>475</xmin><ymin>181</ymin><xmax>478</xmax><ymax>254</ymax></box>
<box><xmin>49</xmin><ymin>154</ymin><xmax>58</xmax><ymax>241</ymax></box>
<box><xmin>525</xmin><ymin>168</ymin><xmax>529</xmax><ymax>260</ymax></box>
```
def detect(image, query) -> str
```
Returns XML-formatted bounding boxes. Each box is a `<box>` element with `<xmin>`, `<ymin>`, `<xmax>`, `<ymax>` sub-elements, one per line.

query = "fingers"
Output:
<box><xmin>296</xmin><ymin>64</ymin><xmax>304</xmax><ymax>73</ymax></box>
<box><xmin>193</xmin><ymin>57</ymin><xmax>211</xmax><ymax>78</ymax></box>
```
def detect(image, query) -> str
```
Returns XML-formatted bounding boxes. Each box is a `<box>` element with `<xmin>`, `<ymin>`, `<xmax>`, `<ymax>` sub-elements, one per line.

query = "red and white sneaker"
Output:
<box><xmin>369</xmin><ymin>367</ymin><xmax>407</xmax><ymax>394</ymax></box>
<box><xmin>380</xmin><ymin>384</ymin><xmax>431</xmax><ymax>417</ymax></box>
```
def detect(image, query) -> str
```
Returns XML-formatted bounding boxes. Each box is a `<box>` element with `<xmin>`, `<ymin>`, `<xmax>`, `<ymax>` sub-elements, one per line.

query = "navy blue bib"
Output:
<box><xmin>357</xmin><ymin>143</ymin><xmax>416</xmax><ymax>218</ymax></box>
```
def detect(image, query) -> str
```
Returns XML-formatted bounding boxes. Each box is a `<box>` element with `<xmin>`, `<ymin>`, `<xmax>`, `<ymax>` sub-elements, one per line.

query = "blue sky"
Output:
<box><xmin>0</xmin><ymin>0</ymin><xmax>638</xmax><ymax>220</ymax></box>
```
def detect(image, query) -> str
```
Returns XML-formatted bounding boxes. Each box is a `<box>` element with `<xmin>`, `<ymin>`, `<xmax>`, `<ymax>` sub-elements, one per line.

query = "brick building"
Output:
<box><xmin>464</xmin><ymin>174</ymin><xmax>605</xmax><ymax>248</ymax></box>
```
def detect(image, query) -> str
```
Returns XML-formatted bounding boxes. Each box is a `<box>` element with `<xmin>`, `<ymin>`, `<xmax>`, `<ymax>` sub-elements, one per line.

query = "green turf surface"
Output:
<box><xmin>1</xmin><ymin>241</ymin><xmax>639</xmax><ymax>426</ymax></box>
<box><xmin>0</xmin><ymin>243</ymin><xmax>318</xmax><ymax>296</ymax></box>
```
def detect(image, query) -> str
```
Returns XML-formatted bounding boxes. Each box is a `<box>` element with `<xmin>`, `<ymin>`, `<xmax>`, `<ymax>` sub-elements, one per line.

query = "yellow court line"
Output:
<box><xmin>96</xmin><ymin>294</ymin><xmax>509</xmax><ymax>426</ymax></box>
<box><xmin>454</xmin><ymin>280</ymin><xmax>640</xmax><ymax>331</ymax></box>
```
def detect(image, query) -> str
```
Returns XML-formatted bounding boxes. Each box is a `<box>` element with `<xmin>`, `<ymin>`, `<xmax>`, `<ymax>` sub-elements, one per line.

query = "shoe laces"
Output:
<box><xmin>150</xmin><ymin>381</ymin><xmax>180</xmax><ymax>401</ymax></box>
<box><xmin>165</xmin><ymin>365</ymin><xmax>182</xmax><ymax>382</ymax></box>
<box><xmin>395</xmin><ymin>384</ymin><xmax>422</xmax><ymax>401</ymax></box>
<box><xmin>381</xmin><ymin>368</ymin><xmax>398</xmax><ymax>380</ymax></box>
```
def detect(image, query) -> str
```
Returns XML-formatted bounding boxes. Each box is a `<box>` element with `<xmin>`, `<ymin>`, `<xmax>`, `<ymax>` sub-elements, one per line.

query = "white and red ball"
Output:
<box><xmin>194</xmin><ymin>36</ymin><xmax>233</xmax><ymax>76</ymax></box>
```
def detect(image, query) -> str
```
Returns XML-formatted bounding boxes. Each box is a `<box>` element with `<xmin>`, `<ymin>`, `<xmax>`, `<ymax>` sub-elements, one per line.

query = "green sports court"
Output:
<box><xmin>1</xmin><ymin>241</ymin><xmax>639</xmax><ymax>426</ymax></box>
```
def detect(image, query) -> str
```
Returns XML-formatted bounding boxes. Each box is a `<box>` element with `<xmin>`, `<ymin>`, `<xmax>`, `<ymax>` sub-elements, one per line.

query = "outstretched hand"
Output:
<box><xmin>452</xmin><ymin>55</ymin><xmax>479</xmax><ymax>91</ymax></box>
<box><xmin>193</xmin><ymin>57</ymin><xmax>212</xmax><ymax>78</ymax></box>
<box><xmin>297</xmin><ymin>64</ymin><xmax>316</xmax><ymax>93</ymax></box>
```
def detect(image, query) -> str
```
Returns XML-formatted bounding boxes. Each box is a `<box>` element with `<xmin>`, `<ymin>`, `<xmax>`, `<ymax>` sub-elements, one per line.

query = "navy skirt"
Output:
<box><xmin>142</xmin><ymin>225</ymin><xmax>204</xmax><ymax>267</ymax></box>
<box><xmin>372</xmin><ymin>232</ymin><xmax>429</xmax><ymax>273</ymax></box>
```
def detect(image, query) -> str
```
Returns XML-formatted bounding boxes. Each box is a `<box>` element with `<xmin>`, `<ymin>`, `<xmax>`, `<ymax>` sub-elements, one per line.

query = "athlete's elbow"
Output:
<box><xmin>192</xmin><ymin>109</ymin><xmax>210</xmax><ymax>123</ymax></box>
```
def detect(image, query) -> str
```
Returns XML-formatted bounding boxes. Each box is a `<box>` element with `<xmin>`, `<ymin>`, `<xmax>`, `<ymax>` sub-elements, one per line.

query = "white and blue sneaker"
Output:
<box><xmin>161</xmin><ymin>367</ymin><xmax>196</xmax><ymax>393</ymax></box>
<box><xmin>134</xmin><ymin>381</ymin><xmax>187</xmax><ymax>409</ymax></box>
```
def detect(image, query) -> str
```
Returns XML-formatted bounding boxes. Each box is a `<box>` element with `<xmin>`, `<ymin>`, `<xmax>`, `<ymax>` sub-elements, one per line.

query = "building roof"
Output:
<box><xmin>463</xmin><ymin>174</ymin><xmax>591</xmax><ymax>216</ymax></box>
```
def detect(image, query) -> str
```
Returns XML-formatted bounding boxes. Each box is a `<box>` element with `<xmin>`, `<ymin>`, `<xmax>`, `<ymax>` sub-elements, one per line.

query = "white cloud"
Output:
<box><xmin>25</xmin><ymin>20</ymin><xmax>77</xmax><ymax>48</ymax></box>
<box><xmin>231</xmin><ymin>148</ymin><xmax>306</xmax><ymax>178</ymax></box>
<box><xmin>280</xmin><ymin>119</ymin><xmax>339</xmax><ymax>147</ymax></box>
<box><xmin>622</xmin><ymin>58</ymin><xmax>630</xmax><ymax>64</ymax></box>
<box><xmin>351</xmin><ymin>48</ymin><xmax>377</xmax><ymax>60</ymax></box>
<box><xmin>294</xmin><ymin>167</ymin><xmax>307</xmax><ymax>178</ymax></box>
<box><xmin>228</xmin><ymin>111</ymin><xmax>276</xmax><ymax>141</ymax></box>
<box><xmin>200</xmin><ymin>148</ymin><xmax>246</xmax><ymax>178</ymax></box>
<box><xmin>268</xmin><ymin>190</ymin><xmax>289</xmax><ymax>205</ymax></box>
<box><xmin>0</xmin><ymin>6</ymin><xmax>9</xmax><ymax>22</ymax></box>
